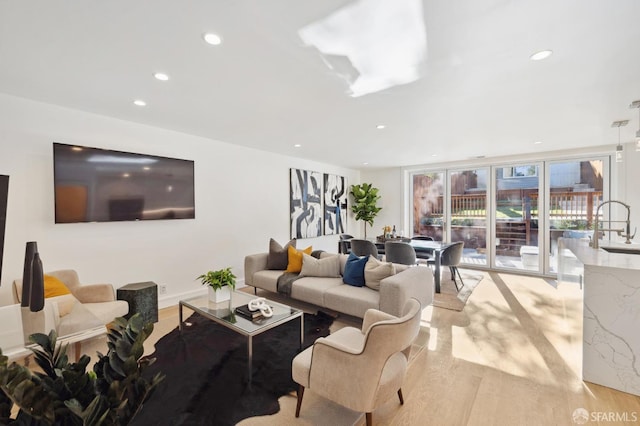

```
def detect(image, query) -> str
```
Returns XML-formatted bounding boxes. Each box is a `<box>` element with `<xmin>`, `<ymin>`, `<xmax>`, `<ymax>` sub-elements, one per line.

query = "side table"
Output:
<box><xmin>117</xmin><ymin>282</ymin><xmax>158</xmax><ymax>324</ymax></box>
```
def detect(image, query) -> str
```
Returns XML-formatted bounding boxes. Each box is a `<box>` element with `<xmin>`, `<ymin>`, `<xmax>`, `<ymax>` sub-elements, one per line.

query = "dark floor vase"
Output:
<box><xmin>21</xmin><ymin>241</ymin><xmax>38</xmax><ymax>307</ymax></box>
<box><xmin>29</xmin><ymin>252</ymin><xmax>44</xmax><ymax>312</ymax></box>
<box><xmin>22</xmin><ymin>241</ymin><xmax>45</xmax><ymax>312</ymax></box>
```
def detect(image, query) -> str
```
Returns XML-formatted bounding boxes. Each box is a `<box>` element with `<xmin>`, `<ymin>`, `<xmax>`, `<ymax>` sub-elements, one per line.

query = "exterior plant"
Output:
<box><xmin>350</xmin><ymin>183</ymin><xmax>382</xmax><ymax>238</ymax></box>
<box><xmin>197</xmin><ymin>267</ymin><xmax>236</xmax><ymax>291</ymax></box>
<box><xmin>0</xmin><ymin>314</ymin><xmax>164</xmax><ymax>425</ymax></box>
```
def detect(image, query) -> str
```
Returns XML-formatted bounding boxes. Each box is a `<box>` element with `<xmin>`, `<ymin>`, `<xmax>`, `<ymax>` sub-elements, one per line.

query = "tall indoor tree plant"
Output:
<box><xmin>349</xmin><ymin>183</ymin><xmax>382</xmax><ymax>238</ymax></box>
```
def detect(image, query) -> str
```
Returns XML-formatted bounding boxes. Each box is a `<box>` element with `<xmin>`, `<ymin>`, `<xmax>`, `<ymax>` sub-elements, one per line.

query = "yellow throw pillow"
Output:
<box><xmin>286</xmin><ymin>245</ymin><xmax>313</xmax><ymax>273</ymax></box>
<box><xmin>44</xmin><ymin>274</ymin><xmax>72</xmax><ymax>298</ymax></box>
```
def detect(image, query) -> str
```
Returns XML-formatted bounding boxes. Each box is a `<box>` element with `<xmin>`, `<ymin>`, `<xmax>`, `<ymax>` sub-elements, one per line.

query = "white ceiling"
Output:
<box><xmin>1</xmin><ymin>0</ymin><xmax>640</xmax><ymax>169</ymax></box>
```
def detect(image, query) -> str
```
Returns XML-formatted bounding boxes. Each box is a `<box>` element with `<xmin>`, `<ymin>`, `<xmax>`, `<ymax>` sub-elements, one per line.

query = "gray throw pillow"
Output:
<box><xmin>267</xmin><ymin>238</ymin><xmax>296</xmax><ymax>270</ymax></box>
<box><xmin>364</xmin><ymin>255</ymin><xmax>396</xmax><ymax>290</ymax></box>
<box><xmin>299</xmin><ymin>253</ymin><xmax>341</xmax><ymax>278</ymax></box>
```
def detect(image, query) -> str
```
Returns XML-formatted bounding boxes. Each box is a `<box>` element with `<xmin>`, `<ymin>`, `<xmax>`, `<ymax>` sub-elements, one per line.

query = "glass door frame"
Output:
<box><xmin>490</xmin><ymin>161</ymin><xmax>545</xmax><ymax>273</ymax></box>
<box><xmin>405</xmin><ymin>153</ymin><xmax>613</xmax><ymax>278</ymax></box>
<box><xmin>409</xmin><ymin>169</ymin><xmax>448</xmax><ymax>242</ymax></box>
<box><xmin>543</xmin><ymin>155</ymin><xmax>610</xmax><ymax>275</ymax></box>
<box><xmin>446</xmin><ymin>167</ymin><xmax>490</xmax><ymax>267</ymax></box>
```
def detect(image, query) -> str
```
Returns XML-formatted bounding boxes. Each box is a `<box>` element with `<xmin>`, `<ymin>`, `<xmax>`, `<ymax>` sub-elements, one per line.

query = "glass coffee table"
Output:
<box><xmin>179</xmin><ymin>291</ymin><xmax>303</xmax><ymax>384</ymax></box>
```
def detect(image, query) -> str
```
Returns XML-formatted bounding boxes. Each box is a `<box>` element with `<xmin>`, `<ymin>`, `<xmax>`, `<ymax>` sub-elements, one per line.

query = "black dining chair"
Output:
<box><xmin>428</xmin><ymin>241</ymin><xmax>465</xmax><ymax>291</ymax></box>
<box><xmin>338</xmin><ymin>234</ymin><xmax>354</xmax><ymax>254</ymax></box>
<box><xmin>384</xmin><ymin>241</ymin><xmax>428</xmax><ymax>266</ymax></box>
<box><xmin>350</xmin><ymin>239</ymin><xmax>380</xmax><ymax>259</ymax></box>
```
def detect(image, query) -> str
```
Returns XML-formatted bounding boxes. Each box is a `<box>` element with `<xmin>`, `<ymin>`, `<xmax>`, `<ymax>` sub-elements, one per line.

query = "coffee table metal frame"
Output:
<box><xmin>179</xmin><ymin>291</ymin><xmax>304</xmax><ymax>384</ymax></box>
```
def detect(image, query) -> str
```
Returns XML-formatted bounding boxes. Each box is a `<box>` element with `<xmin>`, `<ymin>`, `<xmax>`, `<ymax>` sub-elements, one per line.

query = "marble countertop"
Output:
<box><xmin>561</xmin><ymin>237</ymin><xmax>640</xmax><ymax>270</ymax></box>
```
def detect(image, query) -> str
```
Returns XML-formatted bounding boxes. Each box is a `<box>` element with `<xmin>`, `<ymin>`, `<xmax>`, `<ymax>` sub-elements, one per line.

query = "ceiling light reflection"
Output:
<box><xmin>530</xmin><ymin>50</ymin><xmax>553</xmax><ymax>61</ymax></box>
<box><xmin>299</xmin><ymin>0</ymin><xmax>427</xmax><ymax>97</ymax></box>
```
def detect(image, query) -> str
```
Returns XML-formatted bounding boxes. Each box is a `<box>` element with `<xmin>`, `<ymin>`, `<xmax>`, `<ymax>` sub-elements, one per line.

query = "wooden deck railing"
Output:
<box><xmin>424</xmin><ymin>191</ymin><xmax>603</xmax><ymax>225</ymax></box>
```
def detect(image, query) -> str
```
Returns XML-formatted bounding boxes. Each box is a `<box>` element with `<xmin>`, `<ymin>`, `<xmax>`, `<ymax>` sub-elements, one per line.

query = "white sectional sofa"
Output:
<box><xmin>244</xmin><ymin>252</ymin><xmax>433</xmax><ymax>318</ymax></box>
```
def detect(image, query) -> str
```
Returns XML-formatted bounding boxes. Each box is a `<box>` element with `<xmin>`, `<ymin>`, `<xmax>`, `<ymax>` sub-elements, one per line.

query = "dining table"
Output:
<box><xmin>409</xmin><ymin>240</ymin><xmax>455</xmax><ymax>294</ymax></box>
<box><xmin>373</xmin><ymin>238</ymin><xmax>454</xmax><ymax>293</ymax></box>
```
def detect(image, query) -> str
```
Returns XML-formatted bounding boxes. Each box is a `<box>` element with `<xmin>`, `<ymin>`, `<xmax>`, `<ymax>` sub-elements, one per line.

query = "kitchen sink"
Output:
<box><xmin>601</xmin><ymin>246</ymin><xmax>640</xmax><ymax>255</ymax></box>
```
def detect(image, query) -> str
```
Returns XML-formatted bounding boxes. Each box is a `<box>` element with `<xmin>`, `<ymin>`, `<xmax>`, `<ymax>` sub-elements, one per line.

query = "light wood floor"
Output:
<box><xmin>85</xmin><ymin>273</ymin><xmax>640</xmax><ymax>425</ymax></box>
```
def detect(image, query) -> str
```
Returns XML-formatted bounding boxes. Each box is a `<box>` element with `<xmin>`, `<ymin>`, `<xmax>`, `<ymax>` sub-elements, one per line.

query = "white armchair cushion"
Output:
<box><xmin>48</xmin><ymin>294</ymin><xmax>78</xmax><ymax>317</ymax></box>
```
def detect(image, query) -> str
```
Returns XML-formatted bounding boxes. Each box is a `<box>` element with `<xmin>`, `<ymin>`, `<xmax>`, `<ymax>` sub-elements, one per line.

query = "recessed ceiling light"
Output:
<box><xmin>363</xmin><ymin>162</ymin><xmax>369</xmax><ymax>165</ymax></box>
<box><xmin>534</xmin><ymin>141</ymin><xmax>542</xmax><ymax>145</ymax></box>
<box><xmin>376</xmin><ymin>124</ymin><xmax>386</xmax><ymax>130</ymax></box>
<box><xmin>133</xmin><ymin>100</ymin><xmax>147</xmax><ymax>106</ymax></box>
<box><xmin>294</xmin><ymin>144</ymin><xmax>301</xmax><ymax>148</ymax></box>
<box><xmin>530</xmin><ymin>50</ymin><xmax>553</xmax><ymax>61</ymax></box>
<box><xmin>431</xmin><ymin>154</ymin><xmax>438</xmax><ymax>157</ymax></box>
<box><xmin>203</xmin><ymin>33</ymin><xmax>222</xmax><ymax>45</ymax></box>
<box><xmin>153</xmin><ymin>72</ymin><xmax>169</xmax><ymax>81</ymax></box>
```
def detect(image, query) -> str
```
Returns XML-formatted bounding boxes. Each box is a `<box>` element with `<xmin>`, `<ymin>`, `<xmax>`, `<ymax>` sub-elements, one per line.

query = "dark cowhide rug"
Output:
<box><xmin>131</xmin><ymin>311</ymin><xmax>333</xmax><ymax>426</ymax></box>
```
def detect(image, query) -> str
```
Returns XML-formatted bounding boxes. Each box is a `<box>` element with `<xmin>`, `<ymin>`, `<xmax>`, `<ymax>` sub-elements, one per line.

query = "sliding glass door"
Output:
<box><xmin>546</xmin><ymin>158</ymin><xmax>606</xmax><ymax>273</ymax></box>
<box><xmin>412</xmin><ymin>171</ymin><xmax>445</xmax><ymax>241</ymax></box>
<box><xmin>409</xmin><ymin>156</ymin><xmax>609</xmax><ymax>276</ymax></box>
<box><xmin>449</xmin><ymin>168</ymin><xmax>488</xmax><ymax>266</ymax></box>
<box><xmin>493</xmin><ymin>163</ymin><xmax>542</xmax><ymax>272</ymax></box>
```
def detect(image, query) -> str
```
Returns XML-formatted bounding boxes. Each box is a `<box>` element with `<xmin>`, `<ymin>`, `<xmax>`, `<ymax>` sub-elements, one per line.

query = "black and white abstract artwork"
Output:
<box><xmin>323</xmin><ymin>173</ymin><xmax>347</xmax><ymax>235</ymax></box>
<box><xmin>290</xmin><ymin>168</ymin><xmax>322</xmax><ymax>239</ymax></box>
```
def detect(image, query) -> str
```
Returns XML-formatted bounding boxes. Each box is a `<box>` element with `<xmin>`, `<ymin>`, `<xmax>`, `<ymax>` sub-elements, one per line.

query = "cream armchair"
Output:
<box><xmin>292</xmin><ymin>298</ymin><xmax>422</xmax><ymax>425</ymax></box>
<box><xmin>12</xmin><ymin>269</ymin><xmax>129</xmax><ymax>354</ymax></box>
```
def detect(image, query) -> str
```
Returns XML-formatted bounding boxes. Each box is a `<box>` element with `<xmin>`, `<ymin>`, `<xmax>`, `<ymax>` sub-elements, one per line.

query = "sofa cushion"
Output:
<box><xmin>48</xmin><ymin>294</ymin><xmax>78</xmax><ymax>317</ymax></box>
<box><xmin>44</xmin><ymin>274</ymin><xmax>72</xmax><ymax>298</ymax></box>
<box><xmin>267</xmin><ymin>238</ymin><xmax>296</xmax><ymax>270</ymax></box>
<box><xmin>324</xmin><ymin>285</ymin><xmax>380</xmax><ymax>318</ymax></box>
<box><xmin>286</xmin><ymin>245</ymin><xmax>312</xmax><ymax>273</ymax></box>
<box><xmin>320</xmin><ymin>252</ymin><xmax>348</xmax><ymax>275</ymax></box>
<box><xmin>364</xmin><ymin>256</ymin><xmax>396</xmax><ymax>291</ymax></box>
<box><xmin>252</xmin><ymin>270</ymin><xmax>283</xmax><ymax>293</ymax></box>
<box><xmin>343</xmin><ymin>252</ymin><xmax>367</xmax><ymax>287</ymax></box>
<box><xmin>290</xmin><ymin>277</ymin><xmax>344</xmax><ymax>307</ymax></box>
<box><xmin>300</xmin><ymin>253</ymin><xmax>341</xmax><ymax>278</ymax></box>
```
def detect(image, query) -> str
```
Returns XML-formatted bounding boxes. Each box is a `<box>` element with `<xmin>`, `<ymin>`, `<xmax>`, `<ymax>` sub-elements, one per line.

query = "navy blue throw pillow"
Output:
<box><xmin>343</xmin><ymin>252</ymin><xmax>368</xmax><ymax>287</ymax></box>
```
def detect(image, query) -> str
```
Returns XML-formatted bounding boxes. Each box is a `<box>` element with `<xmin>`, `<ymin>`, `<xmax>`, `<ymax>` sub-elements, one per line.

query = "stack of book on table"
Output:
<box><xmin>235</xmin><ymin>304</ymin><xmax>264</xmax><ymax>320</ymax></box>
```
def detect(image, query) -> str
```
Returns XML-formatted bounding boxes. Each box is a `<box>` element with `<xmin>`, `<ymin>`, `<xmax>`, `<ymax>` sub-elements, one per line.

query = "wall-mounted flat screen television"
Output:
<box><xmin>53</xmin><ymin>143</ymin><xmax>195</xmax><ymax>223</ymax></box>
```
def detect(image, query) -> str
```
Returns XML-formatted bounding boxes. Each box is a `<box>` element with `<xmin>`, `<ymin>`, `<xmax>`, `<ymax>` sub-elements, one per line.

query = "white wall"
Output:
<box><xmin>360</xmin><ymin>168</ymin><xmax>403</xmax><ymax>238</ymax></box>
<box><xmin>0</xmin><ymin>94</ymin><xmax>359</xmax><ymax>306</ymax></box>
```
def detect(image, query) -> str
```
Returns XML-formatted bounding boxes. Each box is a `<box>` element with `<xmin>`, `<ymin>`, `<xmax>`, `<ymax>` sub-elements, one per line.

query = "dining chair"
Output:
<box><xmin>338</xmin><ymin>234</ymin><xmax>354</xmax><ymax>254</ymax></box>
<box><xmin>428</xmin><ymin>241</ymin><xmax>465</xmax><ymax>291</ymax></box>
<box><xmin>350</xmin><ymin>239</ymin><xmax>380</xmax><ymax>259</ymax></box>
<box><xmin>384</xmin><ymin>241</ymin><xmax>427</xmax><ymax>266</ymax></box>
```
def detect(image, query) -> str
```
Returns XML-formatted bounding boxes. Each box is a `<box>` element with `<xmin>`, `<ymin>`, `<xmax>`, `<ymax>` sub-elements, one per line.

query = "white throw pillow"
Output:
<box><xmin>364</xmin><ymin>255</ymin><xmax>396</xmax><ymax>290</ymax></box>
<box><xmin>299</xmin><ymin>253</ymin><xmax>341</xmax><ymax>278</ymax></box>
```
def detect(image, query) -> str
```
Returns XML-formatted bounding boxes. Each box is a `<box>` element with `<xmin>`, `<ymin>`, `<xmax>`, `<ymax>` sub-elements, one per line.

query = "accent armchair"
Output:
<box><xmin>292</xmin><ymin>298</ymin><xmax>422</xmax><ymax>425</ymax></box>
<box><xmin>12</xmin><ymin>269</ymin><xmax>129</xmax><ymax>356</ymax></box>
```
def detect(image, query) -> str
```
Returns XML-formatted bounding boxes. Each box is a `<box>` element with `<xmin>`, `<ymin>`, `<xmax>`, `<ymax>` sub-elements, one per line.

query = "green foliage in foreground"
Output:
<box><xmin>0</xmin><ymin>314</ymin><xmax>164</xmax><ymax>425</ymax></box>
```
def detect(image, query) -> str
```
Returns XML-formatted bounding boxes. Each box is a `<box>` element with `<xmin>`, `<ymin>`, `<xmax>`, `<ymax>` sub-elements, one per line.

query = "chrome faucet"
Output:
<box><xmin>590</xmin><ymin>200</ymin><xmax>636</xmax><ymax>249</ymax></box>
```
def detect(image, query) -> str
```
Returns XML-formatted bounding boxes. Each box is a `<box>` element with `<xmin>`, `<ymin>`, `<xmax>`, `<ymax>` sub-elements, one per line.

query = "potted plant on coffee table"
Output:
<box><xmin>197</xmin><ymin>267</ymin><xmax>237</xmax><ymax>303</ymax></box>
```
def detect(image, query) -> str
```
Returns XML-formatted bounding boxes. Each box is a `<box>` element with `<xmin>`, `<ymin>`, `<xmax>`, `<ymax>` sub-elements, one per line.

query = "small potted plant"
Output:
<box><xmin>197</xmin><ymin>267</ymin><xmax>236</xmax><ymax>303</ymax></box>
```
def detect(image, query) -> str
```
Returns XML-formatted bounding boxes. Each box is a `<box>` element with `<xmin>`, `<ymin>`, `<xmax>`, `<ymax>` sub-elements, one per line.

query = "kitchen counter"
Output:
<box><xmin>559</xmin><ymin>238</ymin><xmax>640</xmax><ymax>396</ymax></box>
